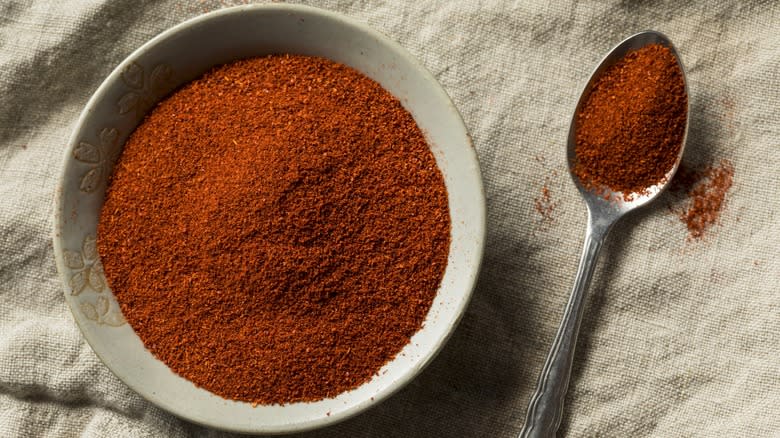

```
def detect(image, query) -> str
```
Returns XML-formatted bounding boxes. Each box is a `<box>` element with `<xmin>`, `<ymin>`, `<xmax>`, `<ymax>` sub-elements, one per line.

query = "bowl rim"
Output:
<box><xmin>53</xmin><ymin>3</ymin><xmax>486</xmax><ymax>434</ymax></box>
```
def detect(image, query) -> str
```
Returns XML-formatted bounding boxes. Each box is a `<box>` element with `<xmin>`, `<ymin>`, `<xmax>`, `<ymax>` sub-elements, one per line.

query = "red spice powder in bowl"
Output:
<box><xmin>52</xmin><ymin>5</ymin><xmax>485</xmax><ymax>434</ymax></box>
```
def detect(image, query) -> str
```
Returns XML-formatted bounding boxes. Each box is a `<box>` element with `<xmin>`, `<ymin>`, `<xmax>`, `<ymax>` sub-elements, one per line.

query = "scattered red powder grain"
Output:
<box><xmin>671</xmin><ymin>159</ymin><xmax>735</xmax><ymax>239</ymax></box>
<box><xmin>534</xmin><ymin>180</ymin><xmax>558</xmax><ymax>223</ymax></box>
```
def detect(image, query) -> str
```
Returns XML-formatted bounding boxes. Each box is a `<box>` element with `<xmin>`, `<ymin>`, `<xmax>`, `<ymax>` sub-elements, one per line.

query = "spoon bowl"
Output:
<box><xmin>520</xmin><ymin>30</ymin><xmax>689</xmax><ymax>438</ymax></box>
<box><xmin>568</xmin><ymin>30</ymin><xmax>690</xmax><ymax>217</ymax></box>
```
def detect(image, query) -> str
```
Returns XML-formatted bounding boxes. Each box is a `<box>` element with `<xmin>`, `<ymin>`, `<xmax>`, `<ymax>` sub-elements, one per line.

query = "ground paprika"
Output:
<box><xmin>573</xmin><ymin>44</ymin><xmax>687</xmax><ymax>195</ymax></box>
<box><xmin>97</xmin><ymin>55</ymin><xmax>451</xmax><ymax>405</ymax></box>
<box><xmin>671</xmin><ymin>159</ymin><xmax>735</xmax><ymax>239</ymax></box>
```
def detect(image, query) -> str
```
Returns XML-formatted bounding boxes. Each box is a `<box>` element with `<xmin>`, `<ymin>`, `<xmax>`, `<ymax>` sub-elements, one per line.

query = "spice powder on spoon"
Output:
<box><xmin>97</xmin><ymin>55</ymin><xmax>451</xmax><ymax>405</ymax></box>
<box><xmin>573</xmin><ymin>44</ymin><xmax>687</xmax><ymax>195</ymax></box>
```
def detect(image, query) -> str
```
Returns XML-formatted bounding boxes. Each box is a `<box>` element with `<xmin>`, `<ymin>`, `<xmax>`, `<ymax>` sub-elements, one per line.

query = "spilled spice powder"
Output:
<box><xmin>573</xmin><ymin>44</ymin><xmax>687</xmax><ymax>196</ymax></box>
<box><xmin>672</xmin><ymin>159</ymin><xmax>735</xmax><ymax>239</ymax></box>
<box><xmin>534</xmin><ymin>180</ymin><xmax>558</xmax><ymax>223</ymax></box>
<box><xmin>97</xmin><ymin>55</ymin><xmax>451</xmax><ymax>405</ymax></box>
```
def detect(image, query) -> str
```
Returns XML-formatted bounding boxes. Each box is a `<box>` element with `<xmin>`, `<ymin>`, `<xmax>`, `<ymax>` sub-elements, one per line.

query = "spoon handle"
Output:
<box><xmin>519</xmin><ymin>217</ymin><xmax>610</xmax><ymax>438</ymax></box>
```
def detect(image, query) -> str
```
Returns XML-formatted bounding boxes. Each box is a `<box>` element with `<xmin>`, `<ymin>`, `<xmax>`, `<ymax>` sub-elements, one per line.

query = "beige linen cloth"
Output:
<box><xmin>1</xmin><ymin>1</ymin><xmax>778</xmax><ymax>436</ymax></box>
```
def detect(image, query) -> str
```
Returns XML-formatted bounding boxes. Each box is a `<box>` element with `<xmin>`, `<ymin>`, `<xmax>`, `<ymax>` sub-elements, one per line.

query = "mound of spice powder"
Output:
<box><xmin>97</xmin><ymin>55</ymin><xmax>451</xmax><ymax>405</ymax></box>
<box><xmin>573</xmin><ymin>44</ymin><xmax>687</xmax><ymax>195</ymax></box>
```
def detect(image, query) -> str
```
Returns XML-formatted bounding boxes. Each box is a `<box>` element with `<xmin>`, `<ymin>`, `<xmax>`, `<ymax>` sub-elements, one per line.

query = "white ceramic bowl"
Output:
<box><xmin>53</xmin><ymin>4</ymin><xmax>484</xmax><ymax>434</ymax></box>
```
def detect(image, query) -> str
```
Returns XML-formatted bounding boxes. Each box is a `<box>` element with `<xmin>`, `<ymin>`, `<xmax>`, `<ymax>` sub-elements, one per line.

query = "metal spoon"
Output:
<box><xmin>519</xmin><ymin>31</ymin><xmax>689</xmax><ymax>438</ymax></box>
